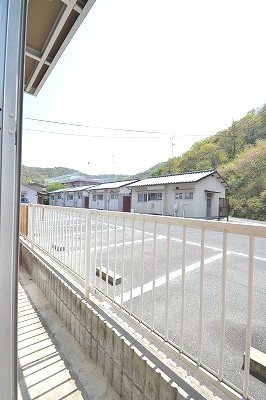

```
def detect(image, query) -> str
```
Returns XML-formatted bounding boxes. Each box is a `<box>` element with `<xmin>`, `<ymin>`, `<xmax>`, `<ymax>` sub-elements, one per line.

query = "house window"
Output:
<box><xmin>175</xmin><ymin>192</ymin><xmax>183</xmax><ymax>200</ymax></box>
<box><xmin>78</xmin><ymin>195</ymin><xmax>82</xmax><ymax>199</ymax></box>
<box><xmin>67</xmin><ymin>195</ymin><xmax>73</xmax><ymax>200</ymax></box>
<box><xmin>185</xmin><ymin>192</ymin><xmax>193</xmax><ymax>199</ymax></box>
<box><xmin>110</xmin><ymin>193</ymin><xmax>118</xmax><ymax>200</ymax></box>
<box><xmin>57</xmin><ymin>194</ymin><xmax>61</xmax><ymax>199</ymax></box>
<box><xmin>148</xmin><ymin>192</ymin><xmax>162</xmax><ymax>201</ymax></box>
<box><xmin>92</xmin><ymin>195</ymin><xmax>96</xmax><ymax>201</ymax></box>
<box><xmin>138</xmin><ymin>193</ymin><xmax>147</xmax><ymax>202</ymax></box>
<box><xmin>97</xmin><ymin>194</ymin><xmax>103</xmax><ymax>201</ymax></box>
<box><xmin>51</xmin><ymin>195</ymin><xmax>54</xmax><ymax>200</ymax></box>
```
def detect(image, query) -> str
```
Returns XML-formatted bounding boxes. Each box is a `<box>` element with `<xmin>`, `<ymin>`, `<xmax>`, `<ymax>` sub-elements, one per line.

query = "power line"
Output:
<box><xmin>24</xmin><ymin>116</ymin><xmax>209</xmax><ymax>138</ymax></box>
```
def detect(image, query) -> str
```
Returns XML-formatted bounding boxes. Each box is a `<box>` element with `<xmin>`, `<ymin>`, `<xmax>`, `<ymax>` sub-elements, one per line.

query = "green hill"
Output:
<box><xmin>151</xmin><ymin>104</ymin><xmax>266</xmax><ymax>221</ymax></box>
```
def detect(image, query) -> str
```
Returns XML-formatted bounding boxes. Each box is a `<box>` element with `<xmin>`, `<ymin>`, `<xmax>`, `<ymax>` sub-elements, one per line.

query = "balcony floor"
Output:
<box><xmin>18</xmin><ymin>265</ymin><xmax>120</xmax><ymax>400</ymax></box>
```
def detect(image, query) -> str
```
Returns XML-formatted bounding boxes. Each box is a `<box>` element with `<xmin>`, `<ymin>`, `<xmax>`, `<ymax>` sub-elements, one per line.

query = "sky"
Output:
<box><xmin>22</xmin><ymin>0</ymin><xmax>266</xmax><ymax>176</ymax></box>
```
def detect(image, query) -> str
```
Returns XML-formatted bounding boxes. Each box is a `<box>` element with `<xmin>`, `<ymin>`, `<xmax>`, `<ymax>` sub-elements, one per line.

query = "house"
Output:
<box><xmin>25</xmin><ymin>182</ymin><xmax>48</xmax><ymax>204</ymax></box>
<box><xmin>21</xmin><ymin>183</ymin><xmax>38</xmax><ymax>204</ymax></box>
<box><xmin>49</xmin><ymin>185</ymin><xmax>96</xmax><ymax>208</ymax></box>
<box><xmin>129</xmin><ymin>170</ymin><xmax>229</xmax><ymax>219</ymax></box>
<box><xmin>46</xmin><ymin>174</ymin><xmax>101</xmax><ymax>188</ymax></box>
<box><xmin>88</xmin><ymin>180</ymin><xmax>138</xmax><ymax>212</ymax></box>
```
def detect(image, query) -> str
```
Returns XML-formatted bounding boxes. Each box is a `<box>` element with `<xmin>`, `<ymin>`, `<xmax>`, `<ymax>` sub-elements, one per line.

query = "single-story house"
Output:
<box><xmin>49</xmin><ymin>185</ymin><xmax>96</xmax><ymax>208</ymax></box>
<box><xmin>88</xmin><ymin>180</ymin><xmax>138</xmax><ymax>212</ymax></box>
<box><xmin>128</xmin><ymin>170</ymin><xmax>230</xmax><ymax>219</ymax></box>
<box><xmin>21</xmin><ymin>183</ymin><xmax>38</xmax><ymax>204</ymax></box>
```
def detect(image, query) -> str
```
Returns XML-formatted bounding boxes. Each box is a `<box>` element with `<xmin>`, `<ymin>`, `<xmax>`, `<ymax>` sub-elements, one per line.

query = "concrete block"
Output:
<box><xmin>84</xmin><ymin>329</ymin><xmax>91</xmax><ymax>355</ymax></box>
<box><xmin>66</xmin><ymin>286</ymin><xmax>72</xmax><ymax>309</ymax></box>
<box><xmin>123</xmin><ymin>338</ymin><xmax>134</xmax><ymax>378</ymax></box>
<box><xmin>75</xmin><ymin>295</ymin><xmax>81</xmax><ymax>322</ymax></box>
<box><xmin>70</xmin><ymin>313</ymin><xmax>76</xmax><ymax>336</ymax></box>
<box><xmin>75</xmin><ymin>318</ymin><xmax>80</xmax><ymax>342</ymax></box>
<box><xmin>133</xmin><ymin>349</ymin><xmax>146</xmax><ymax>391</ymax></box>
<box><xmin>243</xmin><ymin>347</ymin><xmax>266</xmax><ymax>382</ymax></box>
<box><xmin>80</xmin><ymin>300</ymin><xmax>87</xmax><ymax>327</ymax></box>
<box><xmin>66</xmin><ymin>308</ymin><xmax>71</xmax><ymax>331</ymax></box>
<box><xmin>96</xmin><ymin>266</ymin><xmax>122</xmax><ymax>286</ymax></box>
<box><xmin>159</xmin><ymin>372</ymin><xmax>177</xmax><ymax>400</ymax></box>
<box><xmin>133</xmin><ymin>384</ymin><xmax>144</xmax><ymax>400</ymax></box>
<box><xmin>105</xmin><ymin>323</ymin><xmax>114</xmax><ymax>358</ymax></box>
<box><xmin>98</xmin><ymin>316</ymin><xmax>106</xmax><ymax>349</ymax></box>
<box><xmin>91</xmin><ymin>337</ymin><xmax>98</xmax><ymax>364</ymax></box>
<box><xmin>122</xmin><ymin>373</ymin><xmax>133</xmax><ymax>400</ymax></box>
<box><xmin>86</xmin><ymin>306</ymin><xmax>92</xmax><ymax>333</ymax></box>
<box><xmin>97</xmin><ymin>345</ymin><xmax>105</xmax><ymax>374</ymax></box>
<box><xmin>79</xmin><ymin>325</ymin><xmax>85</xmax><ymax>348</ymax></box>
<box><xmin>113</xmin><ymin>330</ymin><xmax>123</xmax><ymax>368</ymax></box>
<box><xmin>91</xmin><ymin>311</ymin><xmax>98</xmax><ymax>340</ymax></box>
<box><xmin>71</xmin><ymin>289</ymin><xmax>77</xmax><ymax>314</ymax></box>
<box><xmin>112</xmin><ymin>364</ymin><xmax>122</xmax><ymax>397</ymax></box>
<box><xmin>144</xmin><ymin>358</ymin><xmax>160</xmax><ymax>400</ymax></box>
<box><xmin>104</xmin><ymin>354</ymin><xmax>113</xmax><ymax>385</ymax></box>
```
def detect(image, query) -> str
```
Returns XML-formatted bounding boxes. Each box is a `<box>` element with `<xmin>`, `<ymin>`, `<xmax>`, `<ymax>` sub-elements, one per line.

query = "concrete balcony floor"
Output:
<box><xmin>18</xmin><ymin>266</ymin><xmax>120</xmax><ymax>400</ymax></box>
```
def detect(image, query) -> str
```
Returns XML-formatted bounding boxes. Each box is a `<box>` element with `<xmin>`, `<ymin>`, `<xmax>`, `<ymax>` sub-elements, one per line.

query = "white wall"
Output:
<box><xmin>21</xmin><ymin>184</ymin><xmax>38</xmax><ymax>204</ymax></box>
<box><xmin>194</xmin><ymin>175</ymin><xmax>226</xmax><ymax>218</ymax></box>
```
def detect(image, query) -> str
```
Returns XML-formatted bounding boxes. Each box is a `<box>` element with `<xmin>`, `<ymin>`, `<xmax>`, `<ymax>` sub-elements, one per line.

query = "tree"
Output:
<box><xmin>47</xmin><ymin>182</ymin><xmax>64</xmax><ymax>192</ymax></box>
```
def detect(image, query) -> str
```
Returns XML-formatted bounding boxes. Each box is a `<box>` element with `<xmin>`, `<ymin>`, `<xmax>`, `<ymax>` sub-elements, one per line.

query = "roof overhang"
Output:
<box><xmin>25</xmin><ymin>0</ymin><xmax>96</xmax><ymax>96</ymax></box>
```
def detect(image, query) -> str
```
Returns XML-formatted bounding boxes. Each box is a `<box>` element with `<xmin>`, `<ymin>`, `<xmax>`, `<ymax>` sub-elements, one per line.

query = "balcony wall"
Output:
<box><xmin>20</xmin><ymin>239</ymin><xmax>222</xmax><ymax>400</ymax></box>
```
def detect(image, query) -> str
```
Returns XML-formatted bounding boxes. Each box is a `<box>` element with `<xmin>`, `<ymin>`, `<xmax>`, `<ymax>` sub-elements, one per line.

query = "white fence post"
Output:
<box><xmin>85</xmin><ymin>211</ymin><xmax>92</xmax><ymax>297</ymax></box>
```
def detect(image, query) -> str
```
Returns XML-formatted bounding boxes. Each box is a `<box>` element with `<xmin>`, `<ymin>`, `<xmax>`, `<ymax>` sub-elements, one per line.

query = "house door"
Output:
<box><xmin>123</xmin><ymin>196</ymin><xmax>131</xmax><ymax>212</ymax></box>
<box><xmin>84</xmin><ymin>197</ymin><xmax>89</xmax><ymax>208</ymax></box>
<box><xmin>206</xmin><ymin>193</ymin><xmax>212</xmax><ymax>218</ymax></box>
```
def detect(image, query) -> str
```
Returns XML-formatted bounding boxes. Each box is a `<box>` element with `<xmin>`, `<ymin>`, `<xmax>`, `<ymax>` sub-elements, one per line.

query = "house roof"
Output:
<box><xmin>129</xmin><ymin>170</ymin><xmax>230</xmax><ymax>188</ymax></box>
<box><xmin>25</xmin><ymin>0</ymin><xmax>96</xmax><ymax>95</ymax></box>
<box><xmin>88</xmin><ymin>180</ymin><xmax>139</xmax><ymax>191</ymax></box>
<box><xmin>45</xmin><ymin>174</ymin><xmax>101</xmax><ymax>185</ymax></box>
<box><xmin>49</xmin><ymin>184</ymin><xmax>96</xmax><ymax>194</ymax></box>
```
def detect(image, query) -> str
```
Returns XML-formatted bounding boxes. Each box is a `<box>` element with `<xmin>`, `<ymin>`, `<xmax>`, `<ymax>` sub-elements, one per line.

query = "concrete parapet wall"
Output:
<box><xmin>20</xmin><ymin>241</ymin><xmax>222</xmax><ymax>400</ymax></box>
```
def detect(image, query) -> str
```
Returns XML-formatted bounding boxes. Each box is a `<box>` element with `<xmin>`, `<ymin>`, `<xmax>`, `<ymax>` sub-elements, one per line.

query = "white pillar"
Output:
<box><xmin>0</xmin><ymin>0</ymin><xmax>27</xmax><ymax>398</ymax></box>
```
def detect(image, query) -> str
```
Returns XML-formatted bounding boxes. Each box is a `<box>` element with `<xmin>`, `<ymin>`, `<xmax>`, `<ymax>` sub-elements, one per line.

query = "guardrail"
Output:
<box><xmin>20</xmin><ymin>204</ymin><xmax>266</xmax><ymax>400</ymax></box>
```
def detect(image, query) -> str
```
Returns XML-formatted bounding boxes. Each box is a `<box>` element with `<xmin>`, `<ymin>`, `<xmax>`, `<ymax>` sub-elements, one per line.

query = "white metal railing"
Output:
<box><xmin>20</xmin><ymin>204</ymin><xmax>266</xmax><ymax>400</ymax></box>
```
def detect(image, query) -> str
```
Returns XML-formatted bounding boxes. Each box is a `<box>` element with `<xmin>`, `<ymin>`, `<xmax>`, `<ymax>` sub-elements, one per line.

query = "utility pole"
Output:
<box><xmin>170</xmin><ymin>136</ymin><xmax>175</xmax><ymax>174</ymax></box>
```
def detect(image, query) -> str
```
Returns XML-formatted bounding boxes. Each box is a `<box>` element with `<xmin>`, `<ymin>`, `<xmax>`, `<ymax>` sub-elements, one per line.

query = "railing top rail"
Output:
<box><xmin>26</xmin><ymin>204</ymin><xmax>266</xmax><ymax>238</ymax></box>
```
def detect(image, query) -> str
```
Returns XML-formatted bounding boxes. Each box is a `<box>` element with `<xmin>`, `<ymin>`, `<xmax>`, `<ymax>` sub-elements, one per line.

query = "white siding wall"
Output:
<box><xmin>21</xmin><ymin>184</ymin><xmax>38</xmax><ymax>204</ymax></box>
<box><xmin>194</xmin><ymin>175</ymin><xmax>226</xmax><ymax>218</ymax></box>
<box><xmin>164</xmin><ymin>183</ymin><xmax>196</xmax><ymax>217</ymax></box>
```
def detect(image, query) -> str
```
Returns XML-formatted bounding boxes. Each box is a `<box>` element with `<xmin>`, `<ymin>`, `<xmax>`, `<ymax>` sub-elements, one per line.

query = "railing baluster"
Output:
<box><xmin>113</xmin><ymin>216</ymin><xmax>118</xmax><ymax>303</ymax></box>
<box><xmin>106</xmin><ymin>214</ymin><xmax>110</xmax><ymax>298</ymax></box>
<box><xmin>129</xmin><ymin>218</ymin><xmax>135</xmax><ymax>314</ymax></box>
<box><xmin>93</xmin><ymin>212</ymin><xmax>98</xmax><ymax>287</ymax></box>
<box><xmin>198</xmin><ymin>227</ymin><xmax>205</xmax><ymax>365</ymax></box>
<box><xmin>218</xmin><ymin>230</ymin><xmax>227</xmax><ymax>381</ymax></box>
<box><xmin>99</xmin><ymin>213</ymin><xmax>104</xmax><ymax>292</ymax></box>
<box><xmin>85</xmin><ymin>211</ymin><xmax>92</xmax><ymax>297</ymax></box>
<box><xmin>164</xmin><ymin>224</ymin><xmax>171</xmax><ymax>341</ymax></box>
<box><xmin>180</xmin><ymin>225</ymin><xmax>187</xmax><ymax>352</ymax></box>
<box><xmin>151</xmin><ymin>221</ymin><xmax>157</xmax><ymax>331</ymax></box>
<box><xmin>120</xmin><ymin>217</ymin><xmax>126</xmax><ymax>308</ymax></box>
<box><xmin>31</xmin><ymin>205</ymin><xmax>36</xmax><ymax>250</ymax></box>
<box><xmin>140</xmin><ymin>220</ymin><xmax>145</xmax><ymax>322</ymax></box>
<box><xmin>243</xmin><ymin>234</ymin><xmax>255</xmax><ymax>399</ymax></box>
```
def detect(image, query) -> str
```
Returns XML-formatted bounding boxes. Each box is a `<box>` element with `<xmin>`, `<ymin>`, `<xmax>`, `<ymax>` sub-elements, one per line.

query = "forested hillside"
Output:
<box><xmin>151</xmin><ymin>104</ymin><xmax>266</xmax><ymax>221</ymax></box>
<box><xmin>21</xmin><ymin>165</ymin><xmax>127</xmax><ymax>184</ymax></box>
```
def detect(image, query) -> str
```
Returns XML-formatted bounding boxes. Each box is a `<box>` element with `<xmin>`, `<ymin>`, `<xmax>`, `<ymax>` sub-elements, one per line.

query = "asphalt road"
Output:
<box><xmin>34</xmin><ymin>213</ymin><xmax>266</xmax><ymax>399</ymax></box>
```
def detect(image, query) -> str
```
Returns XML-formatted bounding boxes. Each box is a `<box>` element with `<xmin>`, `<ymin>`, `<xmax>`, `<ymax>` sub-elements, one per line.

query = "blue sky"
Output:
<box><xmin>23</xmin><ymin>0</ymin><xmax>266</xmax><ymax>175</ymax></box>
